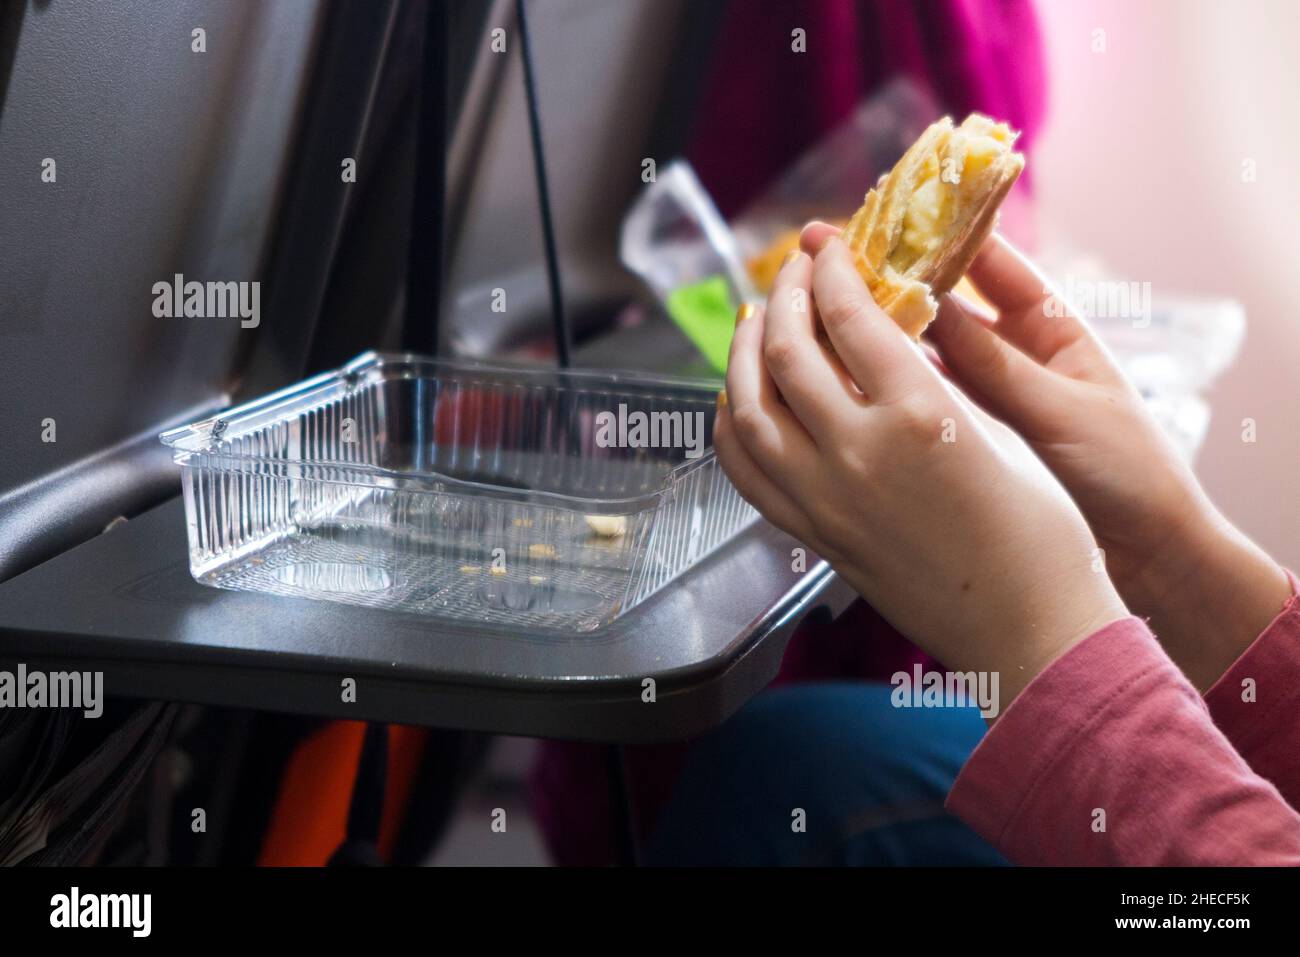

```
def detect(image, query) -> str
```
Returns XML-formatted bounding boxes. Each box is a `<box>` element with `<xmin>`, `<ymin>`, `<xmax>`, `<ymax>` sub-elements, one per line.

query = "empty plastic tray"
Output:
<box><xmin>160</xmin><ymin>353</ymin><xmax>757</xmax><ymax>632</ymax></box>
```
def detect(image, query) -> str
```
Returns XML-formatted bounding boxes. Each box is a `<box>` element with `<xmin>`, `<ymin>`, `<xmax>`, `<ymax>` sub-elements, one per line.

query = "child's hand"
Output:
<box><xmin>886</xmin><ymin>227</ymin><xmax>1292</xmax><ymax>690</ymax></box>
<box><xmin>714</xmin><ymin>234</ymin><xmax>1129</xmax><ymax>706</ymax></box>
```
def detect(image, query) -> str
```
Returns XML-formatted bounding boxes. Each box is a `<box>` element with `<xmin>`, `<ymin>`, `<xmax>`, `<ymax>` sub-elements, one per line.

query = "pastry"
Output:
<box><xmin>747</xmin><ymin>227</ymin><xmax>805</xmax><ymax>294</ymax></box>
<box><xmin>841</xmin><ymin>114</ymin><xmax>1024</xmax><ymax>338</ymax></box>
<box><xmin>748</xmin><ymin>223</ymin><xmax>847</xmax><ymax>293</ymax></box>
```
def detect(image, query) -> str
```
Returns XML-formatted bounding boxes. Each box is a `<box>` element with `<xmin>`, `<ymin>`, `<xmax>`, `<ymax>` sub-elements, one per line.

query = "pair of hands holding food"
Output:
<box><xmin>715</xmin><ymin>223</ymin><xmax>1290</xmax><ymax>706</ymax></box>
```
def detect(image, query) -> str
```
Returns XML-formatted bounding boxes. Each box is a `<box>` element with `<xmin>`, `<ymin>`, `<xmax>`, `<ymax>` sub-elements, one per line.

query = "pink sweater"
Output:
<box><xmin>947</xmin><ymin>574</ymin><xmax>1300</xmax><ymax>865</ymax></box>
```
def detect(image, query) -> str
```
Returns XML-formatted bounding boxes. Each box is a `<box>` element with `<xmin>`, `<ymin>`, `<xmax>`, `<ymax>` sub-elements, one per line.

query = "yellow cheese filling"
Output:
<box><xmin>894</xmin><ymin>161</ymin><xmax>950</xmax><ymax>272</ymax></box>
<box><xmin>889</xmin><ymin>131</ymin><xmax>1009</xmax><ymax>274</ymax></box>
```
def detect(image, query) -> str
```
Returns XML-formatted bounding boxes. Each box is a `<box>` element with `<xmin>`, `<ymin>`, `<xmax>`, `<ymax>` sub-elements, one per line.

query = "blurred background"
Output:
<box><xmin>1033</xmin><ymin>0</ymin><xmax>1300</xmax><ymax>571</ymax></box>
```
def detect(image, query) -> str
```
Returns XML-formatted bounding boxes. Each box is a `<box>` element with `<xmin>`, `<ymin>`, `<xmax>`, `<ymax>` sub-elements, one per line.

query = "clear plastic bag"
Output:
<box><xmin>619</xmin><ymin>160</ymin><xmax>758</xmax><ymax>308</ymax></box>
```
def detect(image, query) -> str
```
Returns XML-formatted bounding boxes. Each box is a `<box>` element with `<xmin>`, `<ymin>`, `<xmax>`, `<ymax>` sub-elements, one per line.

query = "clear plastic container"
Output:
<box><xmin>159</xmin><ymin>353</ymin><xmax>757</xmax><ymax>632</ymax></box>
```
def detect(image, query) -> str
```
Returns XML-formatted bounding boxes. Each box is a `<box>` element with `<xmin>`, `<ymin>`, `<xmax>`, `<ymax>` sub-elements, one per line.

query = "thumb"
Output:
<box><xmin>799</xmin><ymin>220</ymin><xmax>840</xmax><ymax>255</ymax></box>
<box><xmin>928</xmin><ymin>293</ymin><xmax>1068</xmax><ymax>441</ymax></box>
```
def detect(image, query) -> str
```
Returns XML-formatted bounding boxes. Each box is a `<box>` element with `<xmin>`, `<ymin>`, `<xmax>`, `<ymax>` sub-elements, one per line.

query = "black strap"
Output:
<box><xmin>329</xmin><ymin>723</ymin><xmax>388</xmax><ymax>867</ymax></box>
<box><xmin>405</xmin><ymin>0</ymin><xmax>450</xmax><ymax>356</ymax></box>
<box><xmin>515</xmin><ymin>0</ymin><xmax>571</xmax><ymax>368</ymax></box>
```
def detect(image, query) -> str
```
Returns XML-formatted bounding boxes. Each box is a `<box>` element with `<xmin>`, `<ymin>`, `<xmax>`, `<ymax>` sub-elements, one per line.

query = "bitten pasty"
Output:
<box><xmin>841</xmin><ymin>114</ymin><xmax>1024</xmax><ymax>338</ymax></box>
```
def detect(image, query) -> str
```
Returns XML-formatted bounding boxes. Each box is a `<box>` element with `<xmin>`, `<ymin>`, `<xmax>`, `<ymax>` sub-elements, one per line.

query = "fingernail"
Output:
<box><xmin>780</xmin><ymin>249</ymin><xmax>802</xmax><ymax>268</ymax></box>
<box><xmin>735</xmin><ymin>303</ymin><xmax>756</xmax><ymax>325</ymax></box>
<box><xmin>812</xmin><ymin>233</ymin><xmax>839</xmax><ymax>254</ymax></box>
<box><xmin>716</xmin><ymin>389</ymin><xmax>728</xmax><ymax>409</ymax></box>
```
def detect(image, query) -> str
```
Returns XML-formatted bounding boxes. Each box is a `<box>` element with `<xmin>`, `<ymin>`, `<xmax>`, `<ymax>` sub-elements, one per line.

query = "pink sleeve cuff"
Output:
<box><xmin>1203</xmin><ymin>568</ymin><xmax>1300</xmax><ymax>804</ymax></box>
<box><xmin>944</xmin><ymin>617</ymin><xmax>1185</xmax><ymax>851</ymax></box>
<box><xmin>1204</xmin><ymin>569</ymin><xmax>1300</xmax><ymax>748</ymax></box>
<box><xmin>946</xmin><ymin>610</ymin><xmax>1300</xmax><ymax>865</ymax></box>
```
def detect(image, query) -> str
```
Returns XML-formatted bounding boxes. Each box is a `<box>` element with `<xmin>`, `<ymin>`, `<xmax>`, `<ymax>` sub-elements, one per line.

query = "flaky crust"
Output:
<box><xmin>841</xmin><ymin>114</ymin><xmax>1024</xmax><ymax>338</ymax></box>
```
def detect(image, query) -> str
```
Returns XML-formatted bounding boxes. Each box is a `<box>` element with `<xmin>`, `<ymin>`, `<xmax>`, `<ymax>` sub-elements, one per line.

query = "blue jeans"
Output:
<box><xmin>644</xmin><ymin>683</ymin><xmax>1007</xmax><ymax>866</ymax></box>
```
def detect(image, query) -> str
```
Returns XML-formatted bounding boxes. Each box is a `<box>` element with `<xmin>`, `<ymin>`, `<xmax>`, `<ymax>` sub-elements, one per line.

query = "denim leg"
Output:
<box><xmin>644</xmin><ymin>683</ymin><xmax>1007</xmax><ymax>866</ymax></box>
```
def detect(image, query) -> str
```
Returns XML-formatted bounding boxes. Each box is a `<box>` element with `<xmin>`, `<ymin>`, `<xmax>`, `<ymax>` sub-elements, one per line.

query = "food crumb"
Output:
<box><xmin>584</xmin><ymin>514</ymin><xmax>627</xmax><ymax>539</ymax></box>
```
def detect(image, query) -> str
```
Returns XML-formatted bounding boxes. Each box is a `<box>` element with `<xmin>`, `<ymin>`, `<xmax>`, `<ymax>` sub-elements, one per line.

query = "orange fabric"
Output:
<box><xmin>257</xmin><ymin>721</ymin><xmax>429</xmax><ymax>867</ymax></box>
<box><xmin>379</xmin><ymin>724</ymin><xmax>428</xmax><ymax>860</ymax></box>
